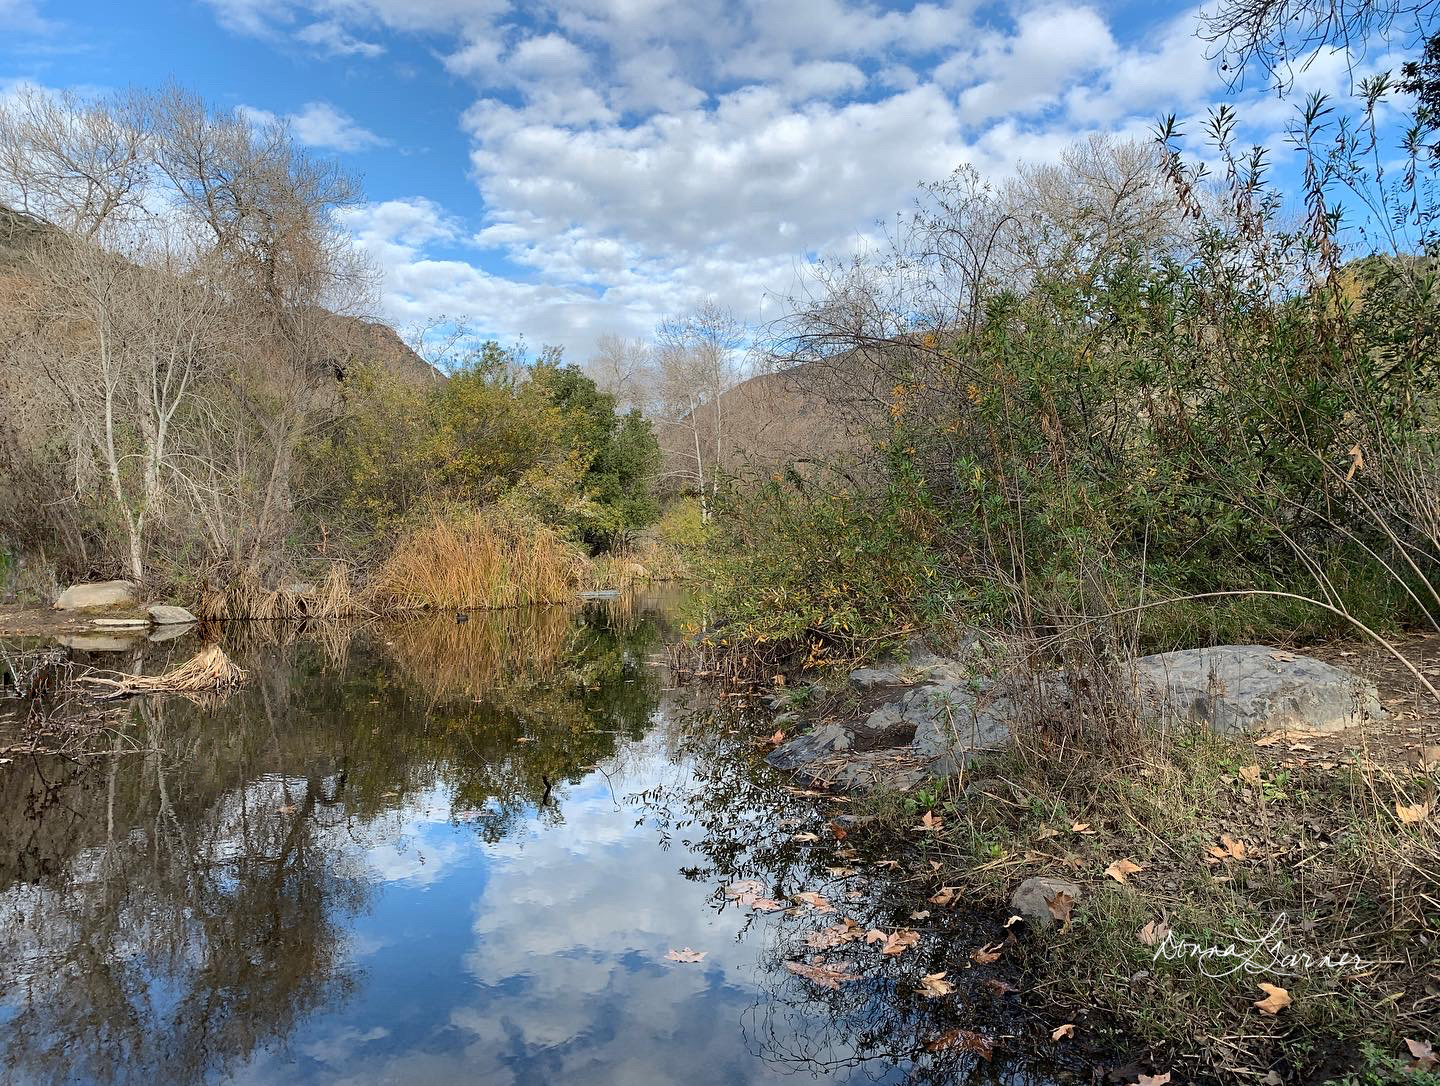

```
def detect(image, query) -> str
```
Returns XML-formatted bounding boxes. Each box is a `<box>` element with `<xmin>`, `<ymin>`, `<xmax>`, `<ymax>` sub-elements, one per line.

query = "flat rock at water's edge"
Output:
<box><xmin>767</xmin><ymin>723</ymin><xmax>851</xmax><ymax>771</ymax></box>
<box><xmin>53</xmin><ymin>580</ymin><xmax>137</xmax><ymax>612</ymax></box>
<box><xmin>148</xmin><ymin>604</ymin><xmax>198</xmax><ymax>625</ymax></box>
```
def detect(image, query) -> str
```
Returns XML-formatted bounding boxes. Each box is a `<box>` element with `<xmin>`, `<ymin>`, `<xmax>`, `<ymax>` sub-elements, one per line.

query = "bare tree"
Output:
<box><xmin>654</xmin><ymin>303</ymin><xmax>746</xmax><ymax>518</ymax></box>
<box><xmin>586</xmin><ymin>333</ymin><xmax>654</xmax><ymax>414</ymax></box>
<box><xmin>0</xmin><ymin>84</ymin><xmax>377</xmax><ymax>583</ymax></box>
<box><xmin>1199</xmin><ymin>0</ymin><xmax>1438</xmax><ymax>85</ymax></box>
<box><xmin>0</xmin><ymin>85</ymin><xmax>152</xmax><ymax>240</ymax></box>
<box><xmin>21</xmin><ymin>236</ymin><xmax>226</xmax><ymax>579</ymax></box>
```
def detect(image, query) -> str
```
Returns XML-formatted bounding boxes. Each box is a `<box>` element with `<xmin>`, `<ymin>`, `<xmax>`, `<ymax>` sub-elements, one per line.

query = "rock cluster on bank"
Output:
<box><xmin>767</xmin><ymin>640</ymin><xmax>1385</xmax><ymax>795</ymax></box>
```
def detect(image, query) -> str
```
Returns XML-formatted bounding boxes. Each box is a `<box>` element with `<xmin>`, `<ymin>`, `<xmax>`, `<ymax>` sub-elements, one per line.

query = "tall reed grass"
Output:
<box><xmin>366</xmin><ymin>508</ymin><xmax>588</xmax><ymax>612</ymax></box>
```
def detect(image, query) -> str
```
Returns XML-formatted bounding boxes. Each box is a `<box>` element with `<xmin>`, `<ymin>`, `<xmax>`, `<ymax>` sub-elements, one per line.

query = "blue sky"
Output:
<box><xmin>0</xmin><ymin>0</ymin><xmax>1403</xmax><ymax>359</ymax></box>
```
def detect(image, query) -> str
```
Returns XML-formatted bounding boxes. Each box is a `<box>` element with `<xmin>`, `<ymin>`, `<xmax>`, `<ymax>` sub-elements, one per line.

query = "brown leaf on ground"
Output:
<box><xmin>785</xmin><ymin>958</ymin><xmax>857</xmax><ymax>989</ymax></box>
<box><xmin>1045</xmin><ymin>890</ymin><xmax>1077</xmax><ymax>924</ymax></box>
<box><xmin>1253</xmin><ymin>982</ymin><xmax>1292</xmax><ymax>1014</ymax></box>
<box><xmin>982</xmin><ymin>978</ymin><xmax>1015</xmax><ymax>996</ymax></box>
<box><xmin>1137</xmin><ymin>919</ymin><xmax>1171</xmax><ymax>946</ymax></box>
<box><xmin>1105</xmin><ymin>858</ymin><xmax>1143</xmax><ymax>883</ymax></box>
<box><xmin>831</xmin><ymin>822</ymin><xmax>848</xmax><ymax>840</ymax></box>
<box><xmin>1208</xmin><ymin>833</ymin><xmax>1248</xmax><ymax>863</ymax></box>
<box><xmin>929</xmin><ymin>886</ymin><xmax>960</xmax><ymax>906</ymax></box>
<box><xmin>790</xmin><ymin>832</ymin><xmax>820</xmax><ymax>842</ymax></box>
<box><xmin>910</xmin><ymin>909</ymin><xmax>931</xmax><ymax>920</ymax></box>
<box><xmin>1418</xmin><ymin>745</ymin><xmax>1440</xmax><ymax>772</ymax></box>
<box><xmin>1406</xmin><ymin>1038</ymin><xmax>1437</xmax><ymax>1071</ymax></box>
<box><xmin>913</xmin><ymin>810</ymin><xmax>944</xmax><ymax>832</ymax></box>
<box><xmin>665</xmin><ymin>947</ymin><xmax>706</xmax><ymax>963</ymax></box>
<box><xmin>1395</xmin><ymin>799</ymin><xmax>1431</xmax><ymax>824</ymax></box>
<box><xmin>767</xmin><ymin>730</ymin><xmax>786</xmax><ymax>746</ymax></box>
<box><xmin>824</xmin><ymin>866</ymin><xmax>857</xmax><ymax>877</ymax></box>
<box><xmin>1070</xmin><ymin>822</ymin><xmax>1094</xmax><ymax>834</ymax></box>
<box><xmin>1238</xmin><ymin>764</ymin><xmax>1263</xmax><ymax>787</ymax></box>
<box><xmin>1135</xmin><ymin>1073</ymin><xmax>1171</xmax><ymax>1086</ymax></box>
<box><xmin>917</xmin><ymin>971</ymin><xmax>953</xmax><ymax>997</ymax></box>
<box><xmin>926</xmin><ymin>1028</ymin><xmax>993</xmax><ymax>1060</ymax></box>
<box><xmin>792</xmin><ymin>891</ymin><xmax>834</xmax><ymax>912</ymax></box>
<box><xmin>1051</xmin><ymin>1023</ymin><xmax>1075</xmax><ymax>1041</ymax></box>
<box><xmin>970</xmin><ymin>942</ymin><xmax>1002</xmax><ymax>965</ymax></box>
<box><xmin>1003</xmin><ymin>914</ymin><xmax>1024</xmax><ymax>928</ymax></box>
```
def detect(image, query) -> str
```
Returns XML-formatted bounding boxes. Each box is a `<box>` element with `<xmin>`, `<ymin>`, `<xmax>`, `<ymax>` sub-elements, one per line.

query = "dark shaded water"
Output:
<box><xmin>0</xmin><ymin>595</ymin><xmax>1045</xmax><ymax>1085</ymax></box>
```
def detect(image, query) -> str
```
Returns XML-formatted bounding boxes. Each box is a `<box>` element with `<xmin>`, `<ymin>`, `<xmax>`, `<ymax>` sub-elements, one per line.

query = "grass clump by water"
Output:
<box><xmin>367</xmin><ymin>506</ymin><xmax>590</xmax><ymax>612</ymax></box>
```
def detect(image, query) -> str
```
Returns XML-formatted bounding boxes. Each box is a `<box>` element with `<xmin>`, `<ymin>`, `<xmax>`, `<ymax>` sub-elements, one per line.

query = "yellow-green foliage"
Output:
<box><xmin>366</xmin><ymin>505</ymin><xmax>589</xmax><ymax>611</ymax></box>
<box><xmin>655</xmin><ymin>497</ymin><xmax>709</xmax><ymax>549</ymax></box>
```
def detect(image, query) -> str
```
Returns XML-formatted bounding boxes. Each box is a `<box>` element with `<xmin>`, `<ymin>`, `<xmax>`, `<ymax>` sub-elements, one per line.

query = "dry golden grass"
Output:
<box><xmin>590</xmin><ymin>538</ymin><xmax>691</xmax><ymax>589</ymax></box>
<box><xmin>197</xmin><ymin>562</ymin><xmax>368</xmax><ymax>620</ymax></box>
<box><xmin>366</xmin><ymin>508</ymin><xmax>589</xmax><ymax>612</ymax></box>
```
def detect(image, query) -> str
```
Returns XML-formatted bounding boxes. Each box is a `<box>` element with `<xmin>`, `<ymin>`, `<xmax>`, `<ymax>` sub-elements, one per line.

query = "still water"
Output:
<box><xmin>0</xmin><ymin>594</ymin><xmax>1036</xmax><ymax>1085</ymax></box>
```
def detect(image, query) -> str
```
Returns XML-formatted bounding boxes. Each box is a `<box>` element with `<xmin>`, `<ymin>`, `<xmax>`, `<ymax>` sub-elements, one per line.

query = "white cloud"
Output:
<box><xmin>199</xmin><ymin>0</ymin><xmax>1327</xmax><ymax>358</ymax></box>
<box><xmin>296</xmin><ymin>19</ymin><xmax>385</xmax><ymax>57</ymax></box>
<box><xmin>239</xmin><ymin>100</ymin><xmax>388</xmax><ymax>151</ymax></box>
<box><xmin>0</xmin><ymin>0</ymin><xmax>48</xmax><ymax>31</ymax></box>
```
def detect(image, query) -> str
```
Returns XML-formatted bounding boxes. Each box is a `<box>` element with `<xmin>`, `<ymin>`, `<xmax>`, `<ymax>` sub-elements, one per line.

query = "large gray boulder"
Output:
<box><xmin>53</xmin><ymin>580</ymin><xmax>137</xmax><ymax>612</ymax></box>
<box><xmin>906</xmin><ymin>680</ymin><xmax>1020</xmax><ymax>777</ymax></box>
<box><xmin>1133</xmin><ymin>644</ymin><xmax>1383</xmax><ymax>734</ymax></box>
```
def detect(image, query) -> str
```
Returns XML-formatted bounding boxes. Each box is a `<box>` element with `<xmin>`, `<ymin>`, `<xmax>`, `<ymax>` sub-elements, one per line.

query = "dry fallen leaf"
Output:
<box><xmin>1253</xmin><ymin>982</ymin><xmax>1292</xmax><ymax>1015</ymax></box>
<box><xmin>1003</xmin><ymin>914</ymin><xmax>1024</xmax><ymax>928</ymax></box>
<box><xmin>767</xmin><ymin>730</ymin><xmax>786</xmax><ymax>746</ymax></box>
<box><xmin>790</xmin><ymin>832</ymin><xmax>820</xmax><ymax>843</ymax></box>
<box><xmin>276</xmin><ymin>804</ymin><xmax>297</xmax><ymax>814</ymax></box>
<box><xmin>1220</xmin><ymin>832</ymin><xmax>1248</xmax><ymax>859</ymax></box>
<box><xmin>785</xmin><ymin>958</ymin><xmax>857</xmax><ymax>989</ymax></box>
<box><xmin>929</xmin><ymin>886</ymin><xmax>960</xmax><ymax>906</ymax></box>
<box><xmin>792</xmin><ymin>891</ymin><xmax>834</xmax><ymax>912</ymax></box>
<box><xmin>1105</xmin><ymin>858</ymin><xmax>1144</xmax><ymax>883</ymax></box>
<box><xmin>878</xmin><ymin>929</ymin><xmax>920</xmax><ymax>956</ymax></box>
<box><xmin>1395</xmin><ymin>799</ymin><xmax>1431</xmax><ymax>824</ymax></box>
<box><xmin>910</xmin><ymin>909</ymin><xmax>931</xmax><ymax>920</ymax></box>
<box><xmin>982</xmin><ymin>978</ymin><xmax>1014</xmax><ymax>996</ymax></box>
<box><xmin>1137</xmin><ymin>919</ymin><xmax>1171</xmax><ymax>947</ymax></box>
<box><xmin>723</xmin><ymin>879</ymin><xmax>784</xmax><ymax>911</ymax></box>
<box><xmin>926</xmin><ymin>1028</ymin><xmax>993</xmax><ymax>1060</ymax></box>
<box><xmin>914</xmin><ymin>810</ymin><xmax>944</xmax><ymax>832</ymax></box>
<box><xmin>1405</xmin><ymin>1037</ymin><xmax>1437</xmax><ymax>1071</ymax></box>
<box><xmin>1135</xmin><ymin>1073</ymin><xmax>1171</xmax><ymax>1086</ymax></box>
<box><xmin>1070</xmin><ymin>822</ymin><xmax>1094</xmax><ymax>834</ymax></box>
<box><xmin>1051</xmin><ymin>1023</ymin><xmax>1076</xmax><ymax>1041</ymax></box>
<box><xmin>806</xmin><ymin>918</ymin><xmax>867</xmax><ymax>949</ymax></box>
<box><xmin>917</xmin><ymin>971</ymin><xmax>954</xmax><ymax>998</ymax></box>
<box><xmin>665</xmin><ymin>947</ymin><xmax>706</xmax><ymax>963</ymax></box>
<box><xmin>1238</xmin><ymin>764</ymin><xmax>1263</xmax><ymax>787</ymax></box>
<box><xmin>1045</xmin><ymin>890</ymin><xmax>1077</xmax><ymax>924</ymax></box>
<box><xmin>970</xmin><ymin>942</ymin><xmax>1002</xmax><ymax>965</ymax></box>
<box><xmin>824</xmin><ymin>866</ymin><xmax>857</xmax><ymax>877</ymax></box>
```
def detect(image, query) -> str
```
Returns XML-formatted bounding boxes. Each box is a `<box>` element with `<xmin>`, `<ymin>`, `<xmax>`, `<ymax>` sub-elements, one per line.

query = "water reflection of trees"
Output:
<box><xmin>632</xmin><ymin>715</ymin><xmax>1064</xmax><ymax>1086</ymax></box>
<box><xmin>0</xmin><ymin>596</ymin><xmax>671</xmax><ymax>1085</ymax></box>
